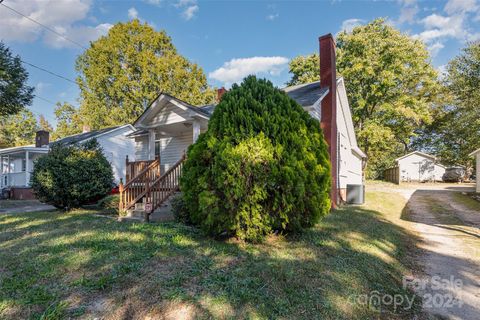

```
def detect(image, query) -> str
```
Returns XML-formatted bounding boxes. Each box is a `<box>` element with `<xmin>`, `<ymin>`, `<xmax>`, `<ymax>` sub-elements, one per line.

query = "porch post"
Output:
<box><xmin>25</xmin><ymin>151</ymin><xmax>30</xmax><ymax>186</ymax></box>
<box><xmin>7</xmin><ymin>155</ymin><xmax>10</xmax><ymax>187</ymax></box>
<box><xmin>192</xmin><ymin>119</ymin><xmax>201</xmax><ymax>143</ymax></box>
<box><xmin>148</xmin><ymin>129</ymin><xmax>155</xmax><ymax>160</ymax></box>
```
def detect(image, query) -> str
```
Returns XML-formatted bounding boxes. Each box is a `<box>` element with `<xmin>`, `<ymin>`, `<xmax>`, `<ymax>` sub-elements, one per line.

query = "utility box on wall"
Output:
<box><xmin>346</xmin><ymin>184</ymin><xmax>365</xmax><ymax>205</ymax></box>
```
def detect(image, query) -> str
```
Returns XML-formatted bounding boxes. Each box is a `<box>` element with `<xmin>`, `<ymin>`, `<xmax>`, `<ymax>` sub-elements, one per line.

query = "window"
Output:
<box><xmin>22</xmin><ymin>159</ymin><xmax>26</xmax><ymax>172</ymax></box>
<box><xmin>154</xmin><ymin>141</ymin><xmax>160</xmax><ymax>159</ymax></box>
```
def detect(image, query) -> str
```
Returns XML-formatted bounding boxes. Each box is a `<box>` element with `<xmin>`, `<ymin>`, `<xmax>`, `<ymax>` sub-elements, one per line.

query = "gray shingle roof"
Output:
<box><xmin>50</xmin><ymin>126</ymin><xmax>121</xmax><ymax>146</ymax></box>
<box><xmin>282</xmin><ymin>81</ymin><xmax>329</xmax><ymax>108</ymax></box>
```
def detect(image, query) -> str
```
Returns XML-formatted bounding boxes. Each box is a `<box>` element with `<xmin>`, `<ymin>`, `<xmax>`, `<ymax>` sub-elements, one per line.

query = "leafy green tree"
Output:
<box><xmin>52</xmin><ymin>102</ymin><xmax>82</xmax><ymax>140</ymax></box>
<box><xmin>414</xmin><ymin>42</ymin><xmax>480</xmax><ymax>170</ymax></box>
<box><xmin>38</xmin><ymin>114</ymin><xmax>53</xmax><ymax>132</ymax></box>
<box><xmin>0</xmin><ymin>109</ymin><xmax>38</xmax><ymax>147</ymax></box>
<box><xmin>287</xmin><ymin>19</ymin><xmax>441</xmax><ymax>178</ymax></box>
<box><xmin>75</xmin><ymin>19</ymin><xmax>216</xmax><ymax>129</ymax></box>
<box><xmin>287</xmin><ymin>53</ymin><xmax>319</xmax><ymax>86</ymax></box>
<box><xmin>31</xmin><ymin>139</ymin><xmax>113</xmax><ymax>209</ymax></box>
<box><xmin>181</xmin><ymin>76</ymin><xmax>331</xmax><ymax>242</ymax></box>
<box><xmin>0</xmin><ymin>42</ymin><xmax>34</xmax><ymax>117</ymax></box>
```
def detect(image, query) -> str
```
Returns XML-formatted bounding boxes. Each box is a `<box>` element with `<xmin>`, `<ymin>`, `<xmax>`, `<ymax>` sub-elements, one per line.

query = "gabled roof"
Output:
<box><xmin>395</xmin><ymin>151</ymin><xmax>437</xmax><ymax>162</ymax></box>
<box><xmin>133</xmin><ymin>93</ymin><xmax>211</xmax><ymax>127</ymax></box>
<box><xmin>51</xmin><ymin>125</ymin><xmax>134</xmax><ymax>146</ymax></box>
<box><xmin>282</xmin><ymin>81</ymin><xmax>329</xmax><ymax>108</ymax></box>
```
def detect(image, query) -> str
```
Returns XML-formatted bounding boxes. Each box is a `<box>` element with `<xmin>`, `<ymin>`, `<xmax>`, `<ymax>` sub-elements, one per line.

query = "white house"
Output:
<box><xmin>0</xmin><ymin>125</ymin><xmax>135</xmax><ymax>199</ymax></box>
<box><xmin>122</xmin><ymin>33</ymin><xmax>365</xmax><ymax>213</ymax></box>
<box><xmin>469</xmin><ymin>148</ymin><xmax>480</xmax><ymax>193</ymax></box>
<box><xmin>395</xmin><ymin>151</ymin><xmax>446</xmax><ymax>182</ymax></box>
<box><xmin>50</xmin><ymin>125</ymin><xmax>136</xmax><ymax>184</ymax></box>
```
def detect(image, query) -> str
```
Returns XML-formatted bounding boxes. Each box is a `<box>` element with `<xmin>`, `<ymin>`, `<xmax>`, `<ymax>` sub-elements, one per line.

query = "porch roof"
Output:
<box><xmin>0</xmin><ymin>145</ymin><xmax>49</xmax><ymax>156</ymax></box>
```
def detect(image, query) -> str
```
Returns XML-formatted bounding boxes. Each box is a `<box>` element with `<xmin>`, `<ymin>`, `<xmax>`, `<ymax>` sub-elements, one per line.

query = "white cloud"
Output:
<box><xmin>444</xmin><ymin>0</ymin><xmax>478</xmax><ymax>14</ymax></box>
<box><xmin>35</xmin><ymin>82</ymin><xmax>51</xmax><ymax>94</ymax></box>
<box><xmin>209</xmin><ymin>56</ymin><xmax>289</xmax><ymax>85</ymax></box>
<box><xmin>43</xmin><ymin>23</ymin><xmax>112</xmax><ymax>49</ymax></box>
<box><xmin>428</xmin><ymin>42</ymin><xmax>445</xmax><ymax>57</ymax></box>
<box><xmin>175</xmin><ymin>0</ymin><xmax>199</xmax><ymax>20</ymax></box>
<box><xmin>414</xmin><ymin>13</ymin><xmax>467</xmax><ymax>42</ymax></box>
<box><xmin>266</xmin><ymin>13</ymin><xmax>279</xmax><ymax>21</ymax></box>
<box><xmin>182</xmin><ymin>5</ymin><xmax>199</xmax><ymax>20</ymax></box>
<box><xmin>396</xmin><ymin>0</ymin><xmax>419</xmax><ymax>24</ymax></box>
<box><xmin>340</xmin><ymin>18</ymin><xmax>364</xmax><ymax>33</ymax></box>
<box><xmin>145</xmin><ymin>0</ymin><xmax>163</xmax><ymax>5</ymax></box>
<box><xmin>0</xmin><ymin>0</ymin><xmax>110</xmax><ymax>48</ymax></box>
<box><xmin>409</xmin><ymin>0</ymin><xmax>480</xmax><ymax>49</ymax></box>
<box><xmin>128</xmin><ymin>7</ymin><xmax>139</xmax><ymax>19</ymax></box>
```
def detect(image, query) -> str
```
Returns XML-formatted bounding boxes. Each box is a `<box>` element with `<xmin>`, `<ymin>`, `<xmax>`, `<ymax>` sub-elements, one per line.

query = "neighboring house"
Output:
<box><xmin>0</xmin><ymin>131</ymin><xmax>50</xmax><ymax>199</ymax></box>
<box><xmin>0</xmin><ymin>125</ymin><xmax>136</xmax><ymax>200</ymax></box>
<box><xmin>395</xmin><ymin>151</ymin><xmax>446</xmax><ymax>182</ymax></box>
<box><xmin>121</xmin><ymin>33</ymin><xmax>366</xmax><ymax>215</ymax></box>
<box><xmin>469</xmin><ymin>148</ymin><xmax>480</xmax><ymax>193</ymax></box>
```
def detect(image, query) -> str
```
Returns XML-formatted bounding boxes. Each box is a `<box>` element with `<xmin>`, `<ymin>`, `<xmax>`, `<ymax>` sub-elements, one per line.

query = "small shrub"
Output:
<box><xmin>181</xmin><ymin>76</ymin><xmax>331</xmax><ymax>242</ymax></box>
<box><xmin>171</xmin><ymin>194</ymin><xmax>190</xmax><ymax>224</ymax></box>
<box><xmin>31</xmin><ymin>139</ymin><xmax>114</xmax><ymax>210</ymax></box>
<box><xmin>98</xmin><ymin>194</ymin><xmax>119</xmax><ymax>213</ymax></box>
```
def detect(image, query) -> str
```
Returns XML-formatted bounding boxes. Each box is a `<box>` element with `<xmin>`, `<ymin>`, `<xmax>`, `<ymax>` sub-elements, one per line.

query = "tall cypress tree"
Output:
<box><xmin>181</xmin><ymin>76</ymin><xmax>331</xmax><ymax>242</ymax></box>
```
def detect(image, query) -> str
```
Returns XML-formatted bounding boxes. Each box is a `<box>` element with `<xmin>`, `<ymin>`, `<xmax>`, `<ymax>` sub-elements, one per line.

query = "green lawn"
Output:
<box><xmin>0</xmin><ymin>192</ymin><xmax>424</xmax><ymax>319</ymax></box>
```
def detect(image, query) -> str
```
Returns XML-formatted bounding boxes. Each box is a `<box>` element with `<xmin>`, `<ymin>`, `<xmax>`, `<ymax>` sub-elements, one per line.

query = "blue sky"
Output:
<box><xmin>1</xmin><ymin>0</ymin><xmax>479</xmax><ymax>126</ymax></box>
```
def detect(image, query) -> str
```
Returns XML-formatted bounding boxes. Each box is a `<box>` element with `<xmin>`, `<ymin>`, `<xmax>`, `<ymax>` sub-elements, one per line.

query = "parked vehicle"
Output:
<box><xmin>442</xmin><ymin>167</ymin><xmax>465</xmax><ymax>182</ymax></box>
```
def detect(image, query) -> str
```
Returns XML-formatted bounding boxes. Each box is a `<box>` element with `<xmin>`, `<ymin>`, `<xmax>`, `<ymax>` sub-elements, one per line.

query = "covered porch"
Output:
<box><xmin>127</xmin><ymin>93</ymin><xmax>211</xmax><ymax>177</ymax></box>
<box><xmin>0</xmin><ymin>146</ymin><xmax>49</xmax><ymax>189</ymax></box>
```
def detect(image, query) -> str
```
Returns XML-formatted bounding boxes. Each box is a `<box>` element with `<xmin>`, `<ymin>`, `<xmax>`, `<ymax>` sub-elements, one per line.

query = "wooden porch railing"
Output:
<box><xmin>125</xmin><ymin>155</ymin><xmax>158</xmax><ymax>183</ymax></box>
<box><xmin>146</xmin><ymin>154</ymin><xmax>185</xmax><ymax>220</ymax></box>
<box><xmin>119</xmin><ymin>154</ymin><xmax>186</xmax><ymax>219</ymax></box>
<box><xmin>119</xmin><ymin>157</ymin><xmax>160</xmax><ymax>212</ymax></box>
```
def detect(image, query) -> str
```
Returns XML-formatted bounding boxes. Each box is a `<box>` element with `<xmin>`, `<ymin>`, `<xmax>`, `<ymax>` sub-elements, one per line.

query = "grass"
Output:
<box><xmin>0</xmin><ymin>200</ymin><xmax>43</xmax><ymax>210</ymax></box>
<box><xmin>0</xmin><ymin>192</ymin><xmax>424</xmax><ymax>319</ymax></box>
<box><xmin>451</xmin><ymin>192</ymin><xmax>480</xmax><ymax>212</ymax></box>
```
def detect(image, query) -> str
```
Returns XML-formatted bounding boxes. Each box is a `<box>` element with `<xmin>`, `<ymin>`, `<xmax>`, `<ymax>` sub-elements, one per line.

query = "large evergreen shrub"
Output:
<box><xmin>31</xmin><ymin>139</ymin><xmax>114</xmax><ymax>209</ymax></box>
<box><xmin>181</xmin><ymin>76</ymin><xmax>331</xmax><ymax>241</ymax></box>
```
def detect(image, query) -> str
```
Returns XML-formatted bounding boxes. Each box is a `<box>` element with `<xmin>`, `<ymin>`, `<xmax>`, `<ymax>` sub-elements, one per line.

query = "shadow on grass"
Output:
<box><xmin>0</xmin><ymin>199</ymin><xmax>428</xmax><ymax>319</ymax></box>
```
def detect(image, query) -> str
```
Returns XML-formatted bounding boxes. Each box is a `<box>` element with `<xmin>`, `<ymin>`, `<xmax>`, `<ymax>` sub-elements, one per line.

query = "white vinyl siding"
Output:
<box><xmin>95</xmin><ymin>126</ymin><xmax>136</xmax><ymax>184</ymax></box>
<box><xmin>397</xmin><ymin>153</ymin><xmax>444</xmax><ymax>182</ymax></box>
<box><xmin>135</xmin><ymin>135</ymin><xmax>149</xmax><ymax>161</ymax></box>
<box><xmin>336</xmin><ymin>84</ymin><xmax>364</xmax><ymax>189</ymax></box>
<box><xmin>147</xmin><ymin>103</ymin><xmax>190</xmax><ymax>126</ymax></box>
<box><xmin>158</xmin><ymin>132</ymin><xmax>192</xmax><ymax>172</ymax></box>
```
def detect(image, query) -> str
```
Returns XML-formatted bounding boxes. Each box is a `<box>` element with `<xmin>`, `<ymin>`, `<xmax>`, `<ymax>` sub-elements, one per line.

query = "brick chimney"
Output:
<box><xmin>35</xmin><ymin>130</ymin><xmax>49</xmax><ymax>148</ymax></box>
<box><xmin>217</xmin><ymin>87</ymin><xmax>227</xmax><ymax>102</ymax></box>
<box><xmin>319</xmin><ymin>33</ymin><xmax>338</xmax><ymax>208</ymax></box>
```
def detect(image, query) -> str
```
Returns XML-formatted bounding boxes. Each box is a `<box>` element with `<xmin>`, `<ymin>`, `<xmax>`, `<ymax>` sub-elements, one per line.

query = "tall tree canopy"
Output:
<box><xmin>0</xmin><ymin>42</ymin><xmax>34</xmax><ymax>117</ymax></box>
<box><xmin>287</xmin><ymin>53</ymin><xmax>319</xmax><ymax>86</ymax></box>
<box><xmin>52</xmin><ymin>102</ymin><xmax>82</xmax><ymax>140</ymax></box>
<box><xmin>287</xmin><ymin>19</ymin><xmax>441</xmax><ymax>178</ymax></box>
<box><xmin>75</xmin><ymin>19</ymin><xmax>216</xmax><ymax>129</ymax></box>
<box><xmin>413</xmin><ymin>42</ymin><xmax>480</xmax><ymax>170</ymax></box>
<box><xmin>0</xmin><ymin>109</ymin><xmax>38</xmax><ymax>148</ymax></box>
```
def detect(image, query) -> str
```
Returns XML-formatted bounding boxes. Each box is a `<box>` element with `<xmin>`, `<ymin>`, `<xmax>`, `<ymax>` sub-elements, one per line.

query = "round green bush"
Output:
<box><xmin>181</xmin><ymin>76</ymin><xmax>331</xmax><ymax>241</ymax></box>
<box><xmin>31</xmin><ymin>139</ymin><xmax>114</xmax><ymax>209</ymax></box>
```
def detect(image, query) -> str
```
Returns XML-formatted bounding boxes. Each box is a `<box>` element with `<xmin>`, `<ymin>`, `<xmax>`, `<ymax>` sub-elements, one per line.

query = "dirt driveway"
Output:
<box><xmin>369</xmin><ymin>183</ymin><xmax>479</xmax><ymax>319</ymax></box>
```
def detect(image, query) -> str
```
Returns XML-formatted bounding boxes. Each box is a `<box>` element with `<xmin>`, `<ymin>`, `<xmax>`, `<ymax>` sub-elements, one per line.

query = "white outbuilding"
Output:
<box><xmin>469</xmin><ymin>148</ymin><xmax>480</xmax><ymax>193</ymax></box>
<box><xmin>395</xmin><ymin>151</ymin><xmax>446</xmax><ymax>182</ymax></box>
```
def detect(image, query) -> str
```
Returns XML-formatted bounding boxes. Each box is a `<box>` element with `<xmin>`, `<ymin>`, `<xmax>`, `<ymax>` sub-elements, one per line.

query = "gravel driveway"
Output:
<box><xmin>370</xmin><ymin>183</ymin><xmax>479</xmax><ymax>319</ymax></box>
